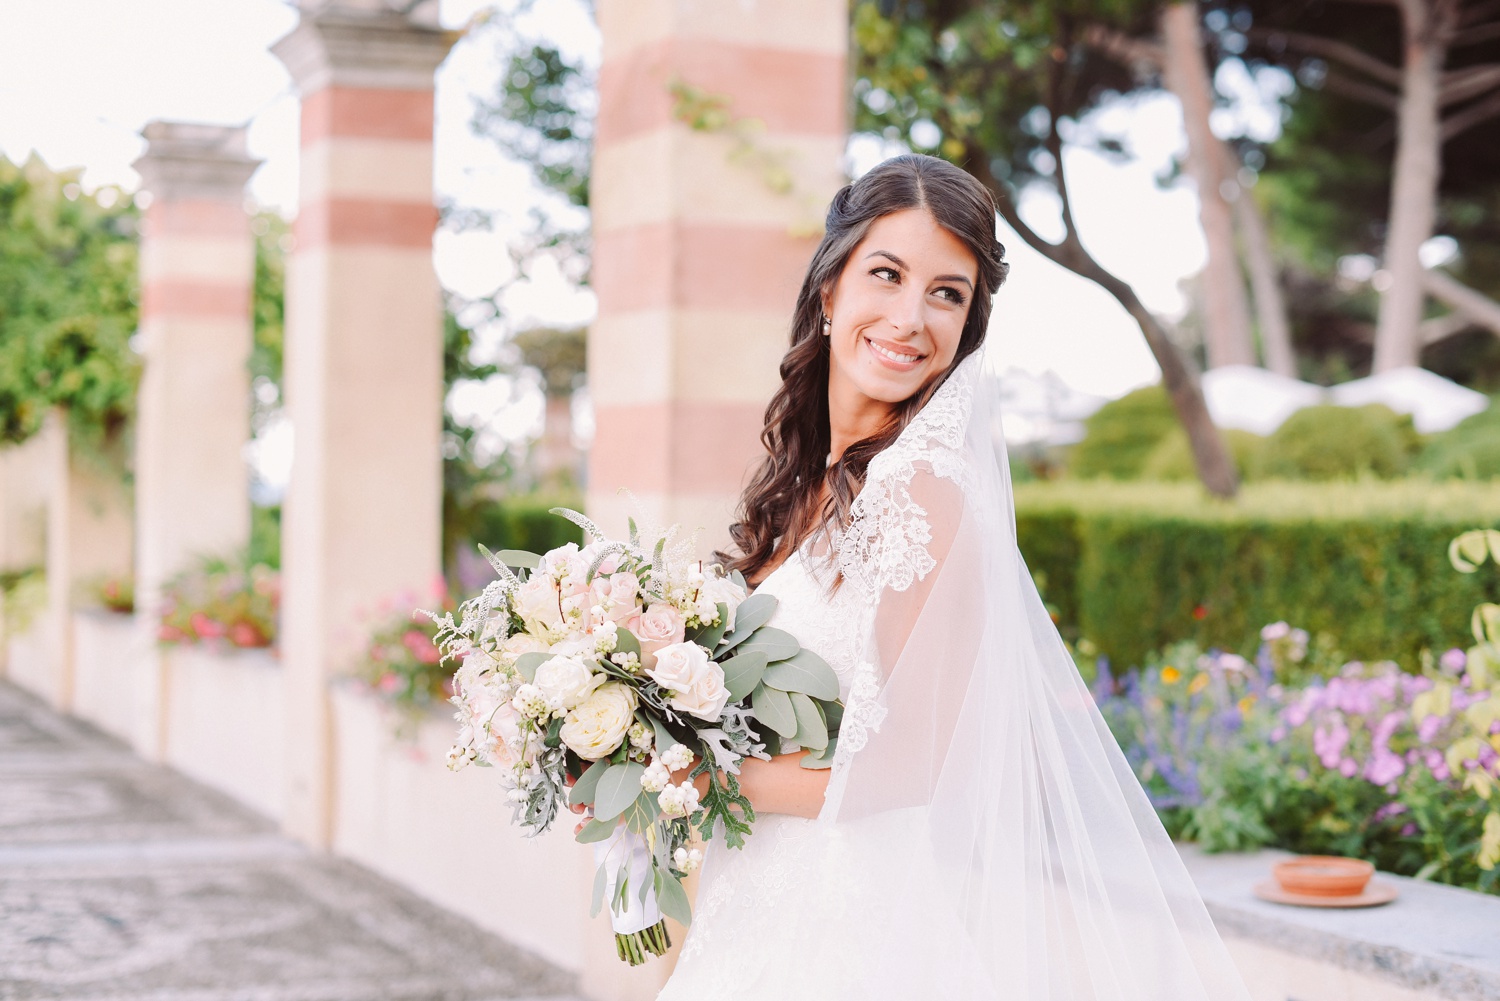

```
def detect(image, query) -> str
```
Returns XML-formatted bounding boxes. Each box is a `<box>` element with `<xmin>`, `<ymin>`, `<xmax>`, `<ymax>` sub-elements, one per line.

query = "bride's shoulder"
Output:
<box><xmin>839</xmin><ymin>365</ymin><xmax>978</xmax><ymax>595</ymax></box>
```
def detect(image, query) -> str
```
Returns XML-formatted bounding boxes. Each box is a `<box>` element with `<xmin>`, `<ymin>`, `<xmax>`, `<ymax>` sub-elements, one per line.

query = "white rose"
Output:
<box><xmin>647</xmin><ymin>642</ymin><xmax>731</xmax><ymax>721</ymax></box>
<box><xmin>630</xmin><ymin>603</ymin><xmax>685</xmax><ymax>669</ymax></box>
<box><xmin>513</xmin><ymin>575</ymin><xmax>564</xmax><ymax>633</ymax></box>
<box><xmin>560</xmin><ymin>682</ymin><xmax>638</xmax><ymax>760</ymax></box>
<box><xmin>502</xmin><ymin>631</ymin><xmax>548</xmax><ymax>661</ymax></box>
<box><xmin>699</xmin><ymin>574</ymin><xmax>747</xmax><ymax>631</ymax></box>
<box><xmin>533</xmin><ymin>654</ymin><xmax>603</xmax><ymax>711</ymax></box>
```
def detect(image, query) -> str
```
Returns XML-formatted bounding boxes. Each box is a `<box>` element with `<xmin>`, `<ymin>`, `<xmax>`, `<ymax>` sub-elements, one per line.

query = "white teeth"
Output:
<box><xmin>868</xmin><ymin>340</ymin><xmax>921</xmax><ymax>364</ymax></box>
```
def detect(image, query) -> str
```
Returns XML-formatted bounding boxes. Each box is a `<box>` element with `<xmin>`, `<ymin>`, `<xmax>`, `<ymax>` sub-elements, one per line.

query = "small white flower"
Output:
<box><xmin>672</xmin><ymin>846</ymin><xmax>704</xmax><ymax>872</ymax></box>
<box><xmin>628</xmin><ymin>722</ymin><xmax>654</xmax><ymax>751</ymax></box>
<box><xmin>657</xmin><ymin>780</ymin><xmax>701</xmax><ymax>819</ymax></box>
<box><xmin>610</xmin><ymin>651</ymin><xmax>641</xmax><ymax>673</ymax></box>
<box><xmin>446</xmin><ymin>745</ymin><xmax>476</xmax><ymax>771</ymax></box>
<box><xmin>641</xmin><ymin>761</ymin><xmax>671</xmax><ymax>793</ymax></box>
<box><xmin>506</xmin><ymin>787</ymin><xmax>528</xmax><ymax>803</ymax></box>
<box><xmin>511</xmin><ymin>683</ymin><xmax>550</xmax><ymax>720</ymax></box>
<box><xmin>661</xmin><ymin>742</ymin><xmax>693</xmax><ymax>772</ymax></box>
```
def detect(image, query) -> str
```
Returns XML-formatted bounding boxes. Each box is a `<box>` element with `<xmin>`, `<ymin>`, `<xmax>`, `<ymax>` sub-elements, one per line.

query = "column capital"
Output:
<box><xmin>271</xmin><ymin>5</ymin><xmax>455</xmax><ymax>94</ymax></box>
<box><xmin>132</xmin><ymin>122</ymin><xmax>261</xmax><ymax>203</ymax></box>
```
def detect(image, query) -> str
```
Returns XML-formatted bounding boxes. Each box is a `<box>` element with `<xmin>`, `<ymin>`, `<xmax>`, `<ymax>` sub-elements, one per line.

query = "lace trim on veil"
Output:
<box><xmin>830</xmin><ymin>354</ymin><xmax>980</xmax><ymax>773</ymax></box>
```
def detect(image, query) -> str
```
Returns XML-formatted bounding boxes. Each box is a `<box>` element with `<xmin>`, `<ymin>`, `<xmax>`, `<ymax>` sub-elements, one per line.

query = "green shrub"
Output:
<box><xmin>1014</xmin><ymin>482</ymin><xmax>1500</xmax><ymax>670</ymax></box>
<box><xmin>1140</xmin><ymin>428</ymin><xmax>1267</xmax><ymax>482</ymax></box>
<box><xmin>467</xmin><ymin>493</ymin><xmax>585</xmax><ymax>556</ymax></box>
<box><xmin>250</xmin><ymin>504</ymin><xmax>281</xmax><ymax>570</ymax></box>
<box><xmin>1259</xmin><ymin>404</ymin><xmax>1418</xmax><ymax>480</ymax></box>
<box><xmin>1067</xmin><ymin>384</ymin><xmax>1177</xmax><ymax>479</ymax></box>
<box><xmin>1415</xmin><ymin>402</ymin><xmax>1500</xmax><ymax>480</ymax></box>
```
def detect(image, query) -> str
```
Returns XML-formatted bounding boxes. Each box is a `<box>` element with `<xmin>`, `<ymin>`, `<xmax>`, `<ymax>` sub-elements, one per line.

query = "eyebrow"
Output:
<box><xmin>864</xmin><ymin>249</ymin><xmax>975</xmax><ymax>289</ymax></box>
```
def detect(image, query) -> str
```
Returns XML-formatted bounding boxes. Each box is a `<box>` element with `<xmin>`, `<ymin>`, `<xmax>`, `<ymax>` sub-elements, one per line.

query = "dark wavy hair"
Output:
<box><xmin>721</xmin><ymin>154</ymin><xmax>1009</xmax><ymax>583</ymax></box>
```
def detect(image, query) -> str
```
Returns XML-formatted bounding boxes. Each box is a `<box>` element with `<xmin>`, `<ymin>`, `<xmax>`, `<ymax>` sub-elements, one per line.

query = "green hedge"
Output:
<box><xmin>1015</xmin><ymin>482</ymin><xmax>1500</xmax><ymax>670</ymax></box>
<box><xmin>467</xmin><ymin>493</ymin><xmax>584</xmax><ymax>557</ymax></box>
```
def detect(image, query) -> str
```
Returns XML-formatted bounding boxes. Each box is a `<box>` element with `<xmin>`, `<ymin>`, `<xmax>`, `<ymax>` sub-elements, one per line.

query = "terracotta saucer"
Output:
<box><xmin>1253</xmin><ymin>879</ymin><xmax>1398</xmax><ymax>908</ymax></box>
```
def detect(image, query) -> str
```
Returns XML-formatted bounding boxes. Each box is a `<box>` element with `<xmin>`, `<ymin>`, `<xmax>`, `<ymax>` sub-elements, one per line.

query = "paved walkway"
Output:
<box><xmin>0</xmin><ymin>681</ymin><xmax>581</xmax><ymax>1001</ymax></box>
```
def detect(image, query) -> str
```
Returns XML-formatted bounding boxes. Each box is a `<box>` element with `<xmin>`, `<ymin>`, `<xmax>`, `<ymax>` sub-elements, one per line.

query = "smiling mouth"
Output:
<box><xmin>865</xmin><ymin>336</ymin><xmax>926</xmax><ymax>367</ymax></box>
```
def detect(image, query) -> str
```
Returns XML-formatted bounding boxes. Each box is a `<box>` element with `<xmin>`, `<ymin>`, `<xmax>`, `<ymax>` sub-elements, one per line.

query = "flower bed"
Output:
<box><xmin>1096</xmin><ymin>529</ymin><xmax>1500</xmax><ymax>894</ymax></box>
<box><xmin>158</xmin><ymin>556</ymin><xmax>278</xmax><ymax>650</ymax></box>
<box><xmin>346</xmin><ymin>583</ymin><xmax>455</xmax><ymax>736</ymax></box>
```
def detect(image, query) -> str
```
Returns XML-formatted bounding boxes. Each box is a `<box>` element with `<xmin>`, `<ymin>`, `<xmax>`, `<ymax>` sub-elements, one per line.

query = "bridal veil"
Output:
<box><xmin>806</xmin><ymin>350</ymin><xmax>1252</xmax><ymax>1000</ymax></box>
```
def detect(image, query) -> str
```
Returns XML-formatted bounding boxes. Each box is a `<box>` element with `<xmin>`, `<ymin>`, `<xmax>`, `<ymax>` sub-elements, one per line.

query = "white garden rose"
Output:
<box><xmin>533</xmin><ymin>654</ymin><xmax>602</xmax><ymax>711</ymax></box>
<box><xmin>699</xmin><ymin>574</ymin><xmax>748</xmax><ymax>631</ymax></box>
<box><xmin>513</xmin><ymin>575</ymin><xmax>564</xmax><ymax>633</ymax></box>
<box><xmin>501</xmin><ymin>631</ymin><xmax>548</xmax><ymax>661</ymax></box>
<box><xmin>560</xmin><ymin>682</ymin><xmax>638</xmax><ymax>760</ymax></box>
<box><xmin>647</xmin><ymin>641</ymin><xmax>730</xmax><ymax>721</ymax></box>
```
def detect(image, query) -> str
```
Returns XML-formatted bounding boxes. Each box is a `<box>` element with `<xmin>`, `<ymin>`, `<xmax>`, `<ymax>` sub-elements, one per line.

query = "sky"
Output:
<box><xmin>0</xmin><ymin>0</ymin><xmax>1296</xmax><ymax>479</ymax></box>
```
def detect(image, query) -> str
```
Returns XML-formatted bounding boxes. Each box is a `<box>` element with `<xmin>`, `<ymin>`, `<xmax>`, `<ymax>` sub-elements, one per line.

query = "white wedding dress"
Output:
<box><xmin>658</xmin><ymin>353</ymin><xmax>1251</xmax><ymax>1001</ymax></box>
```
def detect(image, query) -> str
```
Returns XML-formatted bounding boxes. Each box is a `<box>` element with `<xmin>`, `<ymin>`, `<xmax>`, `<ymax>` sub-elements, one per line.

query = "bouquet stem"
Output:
<box><xmin>615</xmin><ymin>920</ymin><xmax>672</xmax><ymax>965</ymax></box>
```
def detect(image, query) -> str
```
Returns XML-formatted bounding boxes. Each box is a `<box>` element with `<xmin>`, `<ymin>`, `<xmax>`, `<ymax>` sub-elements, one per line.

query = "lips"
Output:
<box><xmin>864</xmin><ymin>335</ymin><xmax>926</xmax><ymax>370</ymax></box>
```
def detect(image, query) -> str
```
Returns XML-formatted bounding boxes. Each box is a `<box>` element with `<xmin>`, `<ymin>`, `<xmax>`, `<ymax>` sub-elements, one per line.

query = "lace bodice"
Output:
<box><xmin>753</xmin><ymin>547</ymin><xmax>865</xmax><ymax>703</ymax></box>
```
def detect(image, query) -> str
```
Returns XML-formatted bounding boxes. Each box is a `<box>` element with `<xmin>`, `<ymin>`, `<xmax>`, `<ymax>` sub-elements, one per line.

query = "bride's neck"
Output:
<box><xmin>827</xmin><ymin>383</ymin><xmax>896</xmax><ymax>463</ymax></box>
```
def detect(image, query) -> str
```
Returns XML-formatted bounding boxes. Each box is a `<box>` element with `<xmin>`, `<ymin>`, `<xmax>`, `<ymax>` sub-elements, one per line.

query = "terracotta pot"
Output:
<box><xmin>1272</xmin><ymin>856</ymin><xmax>1375</xmax><ymax>898</ymax></box>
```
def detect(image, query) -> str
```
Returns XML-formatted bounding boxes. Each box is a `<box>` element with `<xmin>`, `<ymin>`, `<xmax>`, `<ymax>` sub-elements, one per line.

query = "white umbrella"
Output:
<box><xmin>1327</xmin><ymin>367</ymin><xmax>1490</xmax><ymax>433</ymax></box>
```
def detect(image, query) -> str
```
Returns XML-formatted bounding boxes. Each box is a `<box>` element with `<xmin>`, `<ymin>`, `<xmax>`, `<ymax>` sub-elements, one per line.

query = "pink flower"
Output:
<box><xmin>1339</xmin><ymin>758</ymin><xmax>1359</xmax><ymax>778</ymax></box>
<box><xmin>1364</xmin><ymin>751</ymin><xmax>1405</xmax><ymax>786</ymax></box>
<box><xmin>1440</xmin><ymin>648</ymin><xmax>1467</xmax><ymax>674</ymax></box>
<box><xmin>190</xmin><ymin>612</ymin><xmax>225</xmax><ymax>639</ymax></box>
<box><xmin>1313</xmin><ymin>716</ymin><xmax>1350</xmax><ymax>769</ymax></box>
<box><xmin>628</xmin><ymin>603</ymin><xmax>685</xmax><ymax>669</ymax></box>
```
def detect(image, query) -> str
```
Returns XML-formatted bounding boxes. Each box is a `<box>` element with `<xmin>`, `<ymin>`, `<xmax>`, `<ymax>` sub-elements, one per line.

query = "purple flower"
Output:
<box><xmin>1314</xmin><ymin>716</ymin><xmax>1350</xmax><ymax>769</ymax></box>
<box><xmin>1440</xmin><ymin>648</ymin><xmax>1467</xmax><ymax>674</ymax></box>
<box><xmin>1418</xmin><ymin>714</ymin><xmax>1444</xmax><ymax>743</ymax></box>
<box><xmin>1365</xmin><ymin>751</ymin><xmax>1405</xmax><ymax>786</ymax></box>
<box><xmin>1373</xmin><ymin>801</ymin><xmax>1408</xmax><ymax>822</ymax></box>
<box><xmin>1401</xmin><ymin>823</ymin><xmax>1418</xmax><ymax>837</ymax></box>
<box><xmin>1339</xmin><ymin>758</ymin><xmax>1359</xmax><ymax>778</ymax></box>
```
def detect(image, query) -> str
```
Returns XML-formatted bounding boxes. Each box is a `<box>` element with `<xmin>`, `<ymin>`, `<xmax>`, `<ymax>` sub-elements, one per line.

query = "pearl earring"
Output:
<box><xmin>821</xmin><ymin>315</ymin><xmax>832</xmax><ymax>335</ymax></box>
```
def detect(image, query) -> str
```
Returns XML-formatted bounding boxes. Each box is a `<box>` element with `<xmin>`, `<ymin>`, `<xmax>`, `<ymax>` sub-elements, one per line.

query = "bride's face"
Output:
<box><xmin>823</xmin><ymin>207</ymin><xmax>978</xmax><ymax>413</ymax></box>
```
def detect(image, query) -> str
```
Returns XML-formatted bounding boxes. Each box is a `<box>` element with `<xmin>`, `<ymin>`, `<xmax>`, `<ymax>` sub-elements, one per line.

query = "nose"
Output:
<box><xmin>886</xmin><ymin>284</ymin><xmax>925</xmax><ymax>339</ymax></box>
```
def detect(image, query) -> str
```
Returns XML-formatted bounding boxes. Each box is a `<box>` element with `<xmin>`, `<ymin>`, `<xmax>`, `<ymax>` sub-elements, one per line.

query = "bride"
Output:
<box><xmin>655</xmin><ymin>155</ymin><xmax>1252</xmax><ymax>1000</ymax></box>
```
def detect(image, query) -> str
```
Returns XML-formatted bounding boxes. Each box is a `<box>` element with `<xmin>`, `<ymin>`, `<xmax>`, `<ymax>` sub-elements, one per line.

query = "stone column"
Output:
<box><xmin>587</xmin><ymin>0</ymin><xmax>849</xmax><ymax>554</ymax></box>
<box><xmin>586</xmin><ymin>5</ymin><xmax>848</xmax><ymax>993</ymax></box>
<box><xmin>42</xmin><ymin>412</ymin><xmax>133</xmax><ymax>710</ymax></box>
<box><xmin>130</xmin><ymin>122</ymin><xmax>260</xmax><ymax>757</ymax></box>
<box><xmin>271</xmin><ymin>3</ymin><xmax>451</xmax><ymax>847</ymax></box>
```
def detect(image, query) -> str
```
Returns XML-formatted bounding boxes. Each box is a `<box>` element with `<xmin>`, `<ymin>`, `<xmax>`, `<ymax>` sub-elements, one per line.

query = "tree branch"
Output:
<box><xmin>1441</xmin><ymin>85</ymin><xmax>1500</xmax><ymax>139</ymax></box>
<box><xmin>1248</xmin><ymin>29</ymin><xmax>1403</xmax><ymax>86</ymax></box>
<box><xmin>1423</xmin><ymin>268</ymin><xmax>1500</xmax><ymax>337</ymax></box>
<box><xmin>1081</xmin><ymin>23</ymin><xmax>1164</xmax><ymax>74</ymax></box>
<box><xmin>1440</xmin><ymin>63</ymin><xmax>1500</xmax><ymax>105</ymax></box>
<box><xmin>1421</xmin><ymin>312</ymin><xmax>1473</xmax><ymax>345</ymax></box>
<box><xmin>1460</xmin><ymin>0</ymin><xmax>1500</xmax><ymax>27</ymax></box>
<box><xmin>1451</xmin><ymin>20</ymin><xmax>1500</xmax><ymax>44</ymax></box>
<box><xmin>1323</xmin><ymin>70</ymin><xmax>1402</xmax><ymax>109</ymax></box>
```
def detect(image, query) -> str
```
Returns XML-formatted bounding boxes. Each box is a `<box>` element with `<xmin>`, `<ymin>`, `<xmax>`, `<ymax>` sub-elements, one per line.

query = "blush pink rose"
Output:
<box><xmin>629</xmin><ymin>602</ymin><xmax>685</xmax><ymax>669</ymax></box>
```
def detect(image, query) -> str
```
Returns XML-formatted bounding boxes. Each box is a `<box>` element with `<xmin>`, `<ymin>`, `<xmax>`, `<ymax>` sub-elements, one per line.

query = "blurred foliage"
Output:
<box><xmin>158</xmin><ymin>552</ymin><xmax>279</xmax><ymax>651</ymax></box>
<box><xmin>249</xmin><ymin>211</ymin><xmax>287</xmax><ymax>440</ymax></box>
<box><xmin>1260</xmin><ymin>404</ymin><xmax>1419</xmax><ymax>480</ymax></box>
<box><xmin>512</xmin><ymin>325</ymin><xmax>586</xmax><ymax>396</ymax></box>
<box><xmin>468</xmin><ymin>491</ymin><xmax>585</xmax><ymax>556</ymax></box>
<box><xmin>1015</xmin><ymin>480</ymin><xmax>1500</xmax><ymax>669</ymax></box>
<box><xmin>442</xmin><ymin>309</ymin><xmax>513</xmax><ymax>581</ymax></box>
<box><xmin>250</xmin><ymin>504</ymin><xmax>282</xmax><ymax>571</ymax></box>
<box><xmin>1068</xmin><ymin>385</ymin><xmax>1178</xmax><ymax>479</ymax></box>
<box><xmin>1143</xmin><ymin>427</ymin><xmax>1267</xmax><ymax>483</ymax></box>
<box><xmin>1416</xmin><ymin>403</ymin><xmax>1500</xmax><ymax>481</ymax></box>
<box><xmin>0</xmin><ymin>155</ymin><xmax>138</xmax><ymax>451</ymax></box>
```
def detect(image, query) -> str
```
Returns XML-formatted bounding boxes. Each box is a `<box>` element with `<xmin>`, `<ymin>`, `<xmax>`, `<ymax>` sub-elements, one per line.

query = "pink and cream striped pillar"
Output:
<box><xmin>271</xmin><ymin>4</ymin><xmax>451</xmax><ymax>847</ymax></box>
<box><xmin>130</xmin><ymin>122</ymin><xmax>260</xmax><ymax>756</ymax></box>
<box><xmin>588</xmin><ymin>0</ymin><xmax>849</xmax><ymax>554</ymax></box>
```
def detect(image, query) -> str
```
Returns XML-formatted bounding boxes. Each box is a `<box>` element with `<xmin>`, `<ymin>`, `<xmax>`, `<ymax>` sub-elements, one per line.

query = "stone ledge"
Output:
<box><xmin>1181</xmin><ymin>845</ymin><xmax>1500</xmax><ymax>1001</ymax></box>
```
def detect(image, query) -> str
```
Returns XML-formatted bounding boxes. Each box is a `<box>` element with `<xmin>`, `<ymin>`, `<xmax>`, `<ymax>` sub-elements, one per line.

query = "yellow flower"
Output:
<box><xmin>1188</xmin><ymin>673</ymin><xmax>1211</xmax><ymax>695</ymax></box>
<box><xmin>1238</xmin><ymin>695</ymin><xmax>1258</xmax><ymax>716</ymax></box>
<box><xmin>1161</xmin><ymin>666</ymin><xmax>1182</xmax><ymax>685</ymax></box>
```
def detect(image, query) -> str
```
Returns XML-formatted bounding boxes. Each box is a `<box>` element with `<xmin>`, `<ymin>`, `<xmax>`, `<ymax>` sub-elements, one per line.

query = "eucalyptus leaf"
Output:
<box><xmin>763</xmin><ymin>648</ymin><xmax>840</xmax><ymax>700</ymax></box>
<box><xmin>719</xmin><ymin>650</ymin><xmax>769</xmax><ymax>702</ymax></box>
<box><xmin>650</xmin><ymin>714</ymin><xmax>677</xmax><ymax>755</ymax></box>
<box><xmin>590</xmin><ymin>862</ymin><xmax>608</xmax><ymax>917</ymax></box>
<box><xmin>621</xmin><ymin>790</ymin><xmax>663</xmax><ymax>834</ymax></box>
<box><xmin>494</xmin><ymin>549</ymin><xmax>542</xmax><ymax>569</ymax></box>
<box><xmin>820</xmin><ymin>699</ymin><xmax>845</xmax><ymax>734</ymax></box>
<box><xmin>715</xmin><ymin>594</ymin><xmax>778</xmax><ymax>655</ymax></box>
<box><xmin>575</xmin><ymin>818</ymin><xmax>617</xmax><ymax>844</ymax></box>
<box><xmin>655</xmin><ymin>868</ymin><xmax>694</xmax><ymax>927</ymax></box>
<box><xmin>787</xmin><ymin>691</ymin><xmax>828</xmax><ymax>751</ymax></box>
<box><xmin>570</xmin><ymin>759</ymin><xmax>609</xmax><ymax>807</ymax></box>
<box><xmin>735</xmin><ymin>626</ymin><xmax>800</xmax><ymax>662</ymax></box>
<box><xmin>514</xmin><ymin>651</ymin><xmax>550</xmax><ymax>682</ymax></box>
<box><xmin>594</xmin><ymin>762</ymin><xmax>647</xmax><ymax>823</ymax></box>
<box><xmin>800</xmin><ymin>750</ymin><xmax>834</xmax><ymax>770</ymax></box>
<box><xmin>613</xmin><ymin>627</ymin><xmax>642</xmax><ymax>660</ymax></box>
<box><xmin>751</xmin><ymin>684</ymin><xmax>797</xmax><ymax>738</ymax></box>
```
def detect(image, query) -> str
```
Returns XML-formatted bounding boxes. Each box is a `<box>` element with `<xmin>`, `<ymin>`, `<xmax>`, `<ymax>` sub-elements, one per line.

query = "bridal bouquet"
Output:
<box><xmin>427</xmin><ymin>509</ymin><xmax>842</xmax><ymax>964</ymax></box>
